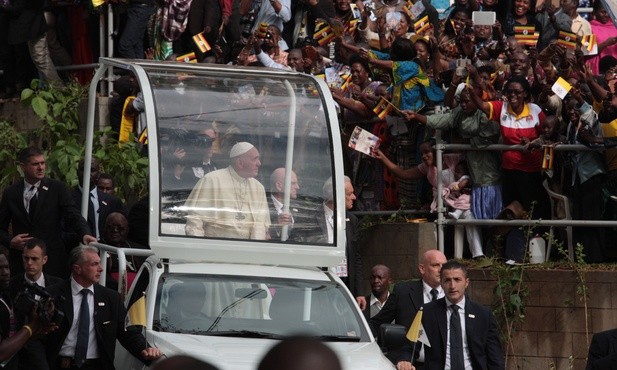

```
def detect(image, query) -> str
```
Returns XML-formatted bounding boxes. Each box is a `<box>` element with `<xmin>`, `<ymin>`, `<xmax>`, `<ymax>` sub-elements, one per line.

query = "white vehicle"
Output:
<box><xmin>81</xmin><ymin>58</ymin><xmax>395</xmax><ymax>370</ymax></box>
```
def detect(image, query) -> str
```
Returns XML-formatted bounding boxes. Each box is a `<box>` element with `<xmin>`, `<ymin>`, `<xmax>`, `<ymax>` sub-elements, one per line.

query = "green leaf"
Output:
<box><xmin>20</xmin><ymin>89</ymin><xmax>34</xmax><ymax>101</ymax></box>
<box><xmin>31</xmin><ymin>97</ymin><xmax>49</xmax><ymax>119</ymax></box>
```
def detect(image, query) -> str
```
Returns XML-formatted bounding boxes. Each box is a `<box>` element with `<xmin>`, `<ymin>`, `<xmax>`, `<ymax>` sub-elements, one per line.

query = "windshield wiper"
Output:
<box><xmin>204</xmin><ymin>330</ymin><xmax>285</xmax><ymax>339</ymax></box>
<box><xmin>315</xmin><ymin>335</ymin><xmax>361</xmax><ymax>342</ymax></box>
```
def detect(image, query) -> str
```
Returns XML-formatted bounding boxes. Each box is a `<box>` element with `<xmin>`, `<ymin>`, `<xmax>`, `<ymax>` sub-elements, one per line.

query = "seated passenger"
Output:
<box><xmin>167</xmin><ymin>282</ymin><xmax>208</xmax><ymax>326</ymax></box>
<box><xmin>185</xmin><ymin>142</ymin><xmax>271</xmax><ymax>240</ymax></box>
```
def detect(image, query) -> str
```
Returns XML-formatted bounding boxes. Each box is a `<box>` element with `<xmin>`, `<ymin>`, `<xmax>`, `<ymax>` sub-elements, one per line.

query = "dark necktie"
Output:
<box><xmin>450</xmin><ymin>304</ymin><xmax>464</xmax><ymax>370</ymax></box>
<box><xmin>28</xmin><ymin>186</ymin><xmax>38</xmax><ymax>215</ymax></box>
<box><xmin>430</xmin><ymin>288</ymin><xmax>438</xmax><ymax>302</ymax></box>
<box><xmin>74</xmin><ymin>289</ymin><xmax>90</xmax><ymax>367</ymax></box>
<box><xmin>87</xmin><ymin>193</ymin><xmax>97</xmax><ymax>238</ymax></box>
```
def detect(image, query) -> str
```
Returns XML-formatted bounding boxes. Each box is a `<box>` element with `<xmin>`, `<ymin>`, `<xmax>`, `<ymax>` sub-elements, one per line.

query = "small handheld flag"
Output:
<box><xmin>514</xmin><ymin>25</ymin><xmax>539</xmax><ymax>47</ymax></box>
<box><xmin>192</xmin><ymin>32</ymin><xmax>212</xmax><ymax>53</ymax></box>
<box><xmin>406</xmin><ymin>308</ymin><xmax>423</xmax><ymax>342</ymax></box>
<box><xmin>313</xmin><ymin>22</ymin><xmax>335</xmax><ymax>46</ymax></box>
<box><xmin>372</xmin><ymin>96</ymin><xmax>397</xmax><ymax>120</ymax></box>
<box><xmin>414</xmin><ymin>15</ymin><xmax>430</xmax><ymax>34</ymax></box>
<box><xmin>542</xmin><ymin>146</ymin><xmax>554</xmax><ymax>170</ymax></box>
<box><xmin>581</xmin><ymin>34</ymin><xmax>598</xmax><ymax>55</ymax></box>
<box><xmin>176</xmin><ymin>52</ymin><xmax>197</xmax><ymax>63</ymax></box>
<box><xmin>557</xmin><ymin>31</ymin><xmax>577</xmax><ymax>50</ymax></box>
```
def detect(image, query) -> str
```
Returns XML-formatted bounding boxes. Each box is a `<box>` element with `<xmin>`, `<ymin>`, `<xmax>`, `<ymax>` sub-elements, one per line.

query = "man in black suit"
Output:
<box><xmin>0</xmin><ymin>245</ymin><xmax>57</xmax><ymax>369</ymax></box>
<box><xmin>289</xmin><ymin>176</ymin><xmax>361</xmax><ymax>295</ymax></box>
<box><xmin>46</xmin><ymin>245</ymin><xmax>162</xmax><ymax>370</ymax></box>
<box><xmin>0</xmin><ymin>147</ymin><xmax>96</xmax><ymax>278</ymax></box>
<box><xmin>397</xmin><ymin>260</ymin><xmax>504</xmax><ymax>370</ymax></box>
<box><xmin>9</xmin><ymin>238</ymin><xmax>62</xmax><ymax>370</ymax></box>
<box><xmin>71</xmin><ymin>159</ymin><xmax>126</xmax><ymax>241</ymax></box>
<box><xmin>586</xmin><ymin>328</ymin><xmax>617</xmax><ymax>370</ymax></box>
<box><xmin>365</xmin><ymin>250</ymin><xmax>447</xmax><ymax>368</ymax></box>
<box><xmin>368</xmin><ymin>250</ymin><xmax>447</xmax><ymax>333</ymax></box>
<box><xmin>362</xmin><ymin>264</ymin><xmax>393</xmax><ymax>321</ymax></box>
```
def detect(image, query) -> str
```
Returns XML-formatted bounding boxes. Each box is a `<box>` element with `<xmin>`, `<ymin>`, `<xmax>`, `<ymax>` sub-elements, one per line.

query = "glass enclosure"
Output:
<box><xmin>145</xmin><ymin>68</ymin><xmax>337</xmax><ymax>245</ymax></box>
<box><xmin>153</xmin><ymin>273</ymin><xmax>366</xmax><ymax>340</ymax></box>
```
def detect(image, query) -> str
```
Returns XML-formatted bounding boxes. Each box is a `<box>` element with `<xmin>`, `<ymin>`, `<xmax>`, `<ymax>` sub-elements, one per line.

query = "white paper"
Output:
<box><xmin>472</xmin><ymin>11</ymin><xmax>496</xmax><ymax>26</ymax></box>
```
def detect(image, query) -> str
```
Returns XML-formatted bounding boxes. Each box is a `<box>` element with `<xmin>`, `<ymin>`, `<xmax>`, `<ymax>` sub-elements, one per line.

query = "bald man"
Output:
<box><xmin>368</xmin><ymin>249</ymin><xmax>447</xmax><ymax>369</ymax></box>
<box><xmin>185</xmin><ymin>142</ymin><xmax>271</xmax><ymax>240</ymax></box>
<box><xmin>257</xmin><ymin>336</ymin><xmax>342</xmax><ymax>370</ymax></box>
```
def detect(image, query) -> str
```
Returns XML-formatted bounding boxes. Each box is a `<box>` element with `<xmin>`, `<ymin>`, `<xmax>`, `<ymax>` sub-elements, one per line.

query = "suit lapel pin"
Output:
<box><xmin>468</xmin><ymin>314</ymin><xmax>475</xmax><ymax>318</ymax></box>
<box><xmin>102</xmin><ymin>201</ymin><xmax>108</xmax><ymax>206</ymax></box>
<box><xmin>42</xmin><ymin>186</ymin><xmax>48</xmax><ymax>191</ymax></box>
<box><xmin>98</xmin><ymin>302</ymin><xmax>105</xmax><ymax>306</ymax></box>
<box><xmin>345</xmin><ymin>218</ymin><xmax>350</xmax><ymax>221</ymax></box>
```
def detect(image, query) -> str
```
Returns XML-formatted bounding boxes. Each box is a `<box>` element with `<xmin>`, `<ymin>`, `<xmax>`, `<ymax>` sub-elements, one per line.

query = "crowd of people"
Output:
<box><xmin>3</xmin><ymin>0</ymin><xmax>617</xmax><ymax>263</ymax></box>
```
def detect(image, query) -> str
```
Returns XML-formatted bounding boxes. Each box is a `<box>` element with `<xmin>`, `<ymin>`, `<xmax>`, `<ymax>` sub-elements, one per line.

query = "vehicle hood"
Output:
<box><xmin>146</xmin><ymin>332</ymin><xmax>395</xmax><ymax>370</ymax></box>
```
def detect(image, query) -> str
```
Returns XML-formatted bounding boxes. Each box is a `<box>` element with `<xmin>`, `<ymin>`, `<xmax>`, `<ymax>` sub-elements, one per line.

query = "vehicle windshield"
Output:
<box><xmin>147</xmin><ymin>69</ymin><xmax>337</xmax><ymax>245</ymax></box>
<box><xmin>153</xmin><ymin>273</ymin><xmax>367</xmax><ymax>341</ymax></box>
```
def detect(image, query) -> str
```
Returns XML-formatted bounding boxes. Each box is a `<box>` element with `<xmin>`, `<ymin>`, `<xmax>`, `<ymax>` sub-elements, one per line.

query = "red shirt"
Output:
<box><xmin>488</xmin><ymin>101</ymin><xmax>544</xmax><ymax>172</ymax></box>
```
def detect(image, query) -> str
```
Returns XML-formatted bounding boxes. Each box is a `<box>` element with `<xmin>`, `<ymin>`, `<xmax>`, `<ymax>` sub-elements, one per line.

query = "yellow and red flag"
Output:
<box><xmin>581</xmin><ymin>34</ymin><xmax>597</xmax><ymax>52</ymax></box>
<box><xmin>414</xmin><ymin>15</ymin><xmax>430</xmax><ymax>34</ymax></box>
<box><xmin>346</xmin><ymin>19</ymin><xmax>359</xmax><ymax>37</ymax></box>
<box><xmin>340</xmin><ymin>74</ymin><xmax>352</xmax><ymax>92</ymax></box>
<box><xmin>542</xmin><ymin>146</ymin><xmax>554</xmax><ymax>170</ymax></box>
<box><xmin>514</xmin><ymin>25</ymin><xmax>539</xmax><ymax>47</ymax></box>
<box><xmin>557</xmin><ymin>31</ymin><xmax>577</xmax><ymax>50</ymax></box>
<box><xmin>192</xmin><ymin>32</ymin><xmax>212</xmax><ymax>53</ymax></box>
<box><xmin>372</xmin><ymin>96</ymin><xmax>394</xmax><ymax>120</ymax></box>
<box><xmin>314</xmin><ymin>22</ymin><xmax>335</xmax><ymax>46</ymax></box>
<box><xmin>176</xmin><ymin>52</ymin><xmax>197</xmax><ymax>63</ymax></box>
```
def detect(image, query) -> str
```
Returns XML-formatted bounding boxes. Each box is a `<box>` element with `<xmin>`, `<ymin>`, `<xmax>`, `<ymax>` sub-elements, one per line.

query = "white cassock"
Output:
<box><xmin>184</xmin><ymin>166</ymin><xmax>271</xmax><ymax>240</ymax></box>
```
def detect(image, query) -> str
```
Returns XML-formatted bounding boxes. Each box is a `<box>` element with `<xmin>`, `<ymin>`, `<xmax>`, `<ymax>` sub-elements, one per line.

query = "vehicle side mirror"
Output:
<box><xmin>379</xmin><ymin>323</ymin><xmax>407</xmax><ymax>353</ymax></box>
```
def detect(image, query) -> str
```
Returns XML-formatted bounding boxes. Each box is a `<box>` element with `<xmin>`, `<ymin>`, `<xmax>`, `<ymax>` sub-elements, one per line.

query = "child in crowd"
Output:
<box><xmin>374</xmin><ymin>142</ymin><xmax>484</xmax><ymax>258</ymax></box>
<box><xmin>445</xmin><ymin>160</ymin><xmax>472</xmax><ymax>220</ymax></box>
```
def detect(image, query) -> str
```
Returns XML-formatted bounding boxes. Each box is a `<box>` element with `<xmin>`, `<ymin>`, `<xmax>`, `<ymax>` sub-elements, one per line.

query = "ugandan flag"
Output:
<box><xmin>138</xmin><ymin>128</ymin><xmax>148</xmax><ymax>145</ymax></box>
<box><xmin>581</xmin><ymin>34</ymin><xmax>596</xmax><ymax>52</ymax></box>
<box><xmin>514</xmin><ymin>25</ymin><xmax>538</xmax><ymax>47</ymax></box>
<box><xmin>414</xmin><ymin>15</ymin><xmax>430</xmax><ymax>34</ymax></box>
<box><xmin>557</xmin><ymin>31</ymin><xmax>577</xmax><ymax>50</ymax></box>
<box><xmin>192</xmin><ymin>32</ymin><xmax>212</xmax><ymax>53</ymax></box>
<box><xmin>346</xmin><ymin>18</ymin><xmax>359</xmax><ymax>37</ymax></box>
<box><xmin>542</xmin><ymin>146</ymin><xmax>554</xmax><ymax>170</ymax></box>
<box><xmin>372</xmin><ymin>96</ymin><xmax>393</xmax><ymax>120</ymax></box>
<box><xmin>340</xmin><ymin>73</ymin><xmax>352</xmax><ymax>92</ymax></box>
<box><xmin>314</xmin><ymin>22</ymin><xmax>335</xmax><ymax>46</ymax></box>
<box><xmin>125</xmin><ymin>290</ymin><xmax>147</xmax><ymax>328</ymax></box>
<box><xmin>176</xmin><ymin>52</ymin><xmax>197</xmax><ymax>63</ymax></box>
<box><xmin>402</xmin><ymin>3</ymin><xmax>414</xmax><ymax>20</ymax></box>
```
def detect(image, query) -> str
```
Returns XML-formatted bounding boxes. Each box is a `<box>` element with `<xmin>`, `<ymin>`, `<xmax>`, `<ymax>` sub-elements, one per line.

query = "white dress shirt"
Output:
<box><xmin>59</xmin><ymin>278</ymin><xmax>100</xmax><ymax>360</ymax></box>
<box><xmin>445</xmin><ymin>297</ymin><xmax>472</xmax><ymax>370</ymax></box>
<box><xmin>369</xmin><ymin>292</ymin><xmax>389</xmax><ymax>318</ymax></box>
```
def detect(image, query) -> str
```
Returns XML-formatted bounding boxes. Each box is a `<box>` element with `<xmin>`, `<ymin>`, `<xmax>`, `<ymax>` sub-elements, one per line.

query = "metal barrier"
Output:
<box><xmin>96</xmin><ymin>242</ymin><xmax>155</xmax><ymax>300</ymax></box>
<box><xmin>433</xmin><ymin>138</ymin><xmax>617</xmax><ymax>256</ymax></box>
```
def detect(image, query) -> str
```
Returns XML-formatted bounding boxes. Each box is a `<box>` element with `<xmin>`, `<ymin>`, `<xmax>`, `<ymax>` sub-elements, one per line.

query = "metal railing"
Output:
<box><xmin>96</xmin><ymin>242</ymin><xmax>155</xmax><ymax>300</ymax></box>
<box><xmin>433</xmin><ymin>137</ymin><xmax>617</xmax><ymax>256</ymax></box>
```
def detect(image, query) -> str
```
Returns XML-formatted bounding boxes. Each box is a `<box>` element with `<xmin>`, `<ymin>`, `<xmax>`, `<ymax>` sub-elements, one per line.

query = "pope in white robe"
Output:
<box><xmin>184</xmin><ymin>142</ymin><xmax>271</xmax><ymax>240</ymax></box>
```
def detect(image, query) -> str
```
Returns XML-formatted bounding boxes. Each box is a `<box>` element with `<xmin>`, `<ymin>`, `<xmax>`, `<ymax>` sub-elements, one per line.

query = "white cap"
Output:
<box><xmin>229</xmin><ymin>142</ymin><xmax>255</xmax><ymax>158</ymax></box>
